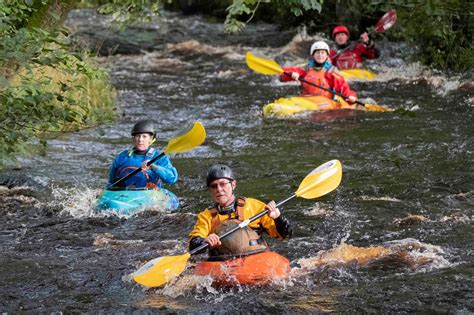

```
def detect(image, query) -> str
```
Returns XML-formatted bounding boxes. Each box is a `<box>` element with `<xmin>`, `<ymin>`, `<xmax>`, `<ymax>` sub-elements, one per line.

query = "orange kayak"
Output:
<box><xmin>194</xmin><ymin>251</ymin><xmax>290</xmax><ymax>287</ymax></box>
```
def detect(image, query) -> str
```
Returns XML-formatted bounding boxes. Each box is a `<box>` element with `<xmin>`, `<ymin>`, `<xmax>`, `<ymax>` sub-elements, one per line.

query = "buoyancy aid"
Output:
<box><xmin>333</xmin><ymin>49</ymin><xmax>362</xmax><ymax>70</ymax></box>
<box><xmin>301</xmin><ymin>65</ymin><xmax>335</xmax><ymax>98</ymax></box>
<box><xmin>116</xmin><ymin>148</ymin><xmax>160</xmax><ymax>189</ymax></box>
<box><xmin>208</xmin><ymin>197</ymin><xmax>268</xmax><ymax>258</ymax></box>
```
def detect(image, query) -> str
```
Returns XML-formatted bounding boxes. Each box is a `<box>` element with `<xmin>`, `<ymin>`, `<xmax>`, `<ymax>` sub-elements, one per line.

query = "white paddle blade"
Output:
<box><xmin>295</xmin><ymin>160</ymin><xmax>342</xmax><ymax>199</ymax></box>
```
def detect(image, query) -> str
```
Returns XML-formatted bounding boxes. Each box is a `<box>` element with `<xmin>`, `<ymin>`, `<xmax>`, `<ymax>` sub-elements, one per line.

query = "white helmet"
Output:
<box><xmin>310</xmin><ymin>41</ymin><xmax>330</xmax><ymax>55</ymax></box>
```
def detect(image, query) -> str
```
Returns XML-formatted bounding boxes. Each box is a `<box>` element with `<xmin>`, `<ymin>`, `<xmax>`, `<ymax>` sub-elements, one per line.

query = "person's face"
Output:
<box><xmin>133</xmin><ymin>133</ymin><xmax>152</xmax><ymax>151</ymax></box>
<box><xmin>312</xmin><ymin>50</ymin><xmax>328</xmax><ymax>64</ymax></box>
<box><xmin>209</xmin><ymin>178</ymin><xmax>236</xmax><ymax>207</ymax></box>
<box><xmin>335</xmin><ymin>32</ymin><xmax>349</xmax><ymax>45</ymax></box>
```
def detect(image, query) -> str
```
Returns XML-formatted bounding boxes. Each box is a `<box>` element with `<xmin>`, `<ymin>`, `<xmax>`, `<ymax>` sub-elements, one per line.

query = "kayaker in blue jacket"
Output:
<box><xmin>107</xmin><ymin>119</ymin><xmax>178</xmax><ymax>189</ymax></box>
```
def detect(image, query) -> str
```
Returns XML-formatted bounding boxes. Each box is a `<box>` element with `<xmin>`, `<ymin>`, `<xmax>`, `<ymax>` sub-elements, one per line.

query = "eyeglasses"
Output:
<box><xmin>209</xmin><ymin>181</ymin><xmax>232</xmax><ymax>190</ymax></box>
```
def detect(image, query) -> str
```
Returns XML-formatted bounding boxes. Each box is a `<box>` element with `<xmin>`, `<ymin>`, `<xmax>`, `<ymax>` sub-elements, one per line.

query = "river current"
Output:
<box><xmin>0</xmin><ymin>9</ymin><xmax>472</xmax><ymax>313</ymax></box>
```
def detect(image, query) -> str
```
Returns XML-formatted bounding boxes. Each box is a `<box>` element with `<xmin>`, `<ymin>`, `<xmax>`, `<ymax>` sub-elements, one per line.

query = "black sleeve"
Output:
<box><xmin>274</xmin><ymin>215</ymin><xmax>292</xmax><ymax>239</ymax></box>
<box><xmin>189</xmin><ymin>236</ymin><xmax>207</xmax><ymax>254</ymax></box>
<box><xmin>367</xmin><ymin>40</ymin><xmax>380</xmax><ymax>58</ymax></box>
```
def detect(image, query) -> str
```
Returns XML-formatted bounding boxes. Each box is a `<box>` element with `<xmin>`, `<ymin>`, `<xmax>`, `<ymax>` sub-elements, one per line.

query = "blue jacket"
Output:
<box><xmin>108</xmin><ymin>147</ymin><xmax>178</xmax><ymax>189</ymax></box>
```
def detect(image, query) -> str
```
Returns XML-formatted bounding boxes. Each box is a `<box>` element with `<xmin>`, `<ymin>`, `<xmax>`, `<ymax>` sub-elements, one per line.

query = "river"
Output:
<box><xmin>0</xmin><ymin>9</ymin><xmax>472</xmax><ymax>313</ymax></box>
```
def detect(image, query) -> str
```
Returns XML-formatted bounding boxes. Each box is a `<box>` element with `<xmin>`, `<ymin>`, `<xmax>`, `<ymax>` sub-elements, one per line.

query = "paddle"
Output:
<box><xmin>332</xmin><ymin>9</ymin><xmax>397</xmax><ymax>59</ymax></box>
<box><xmin>245</xmin><ymin>51</ymin><xmax>391</xmax><ymax>112</ymax></box>
<box><xmin>132</xmin><ymin>159</ymin><xmax>343</xmax><ymax>287</ymax></box>
<box><xmin>110</xmin><ymin>121</ymin><xmax>206</xmax><ymax>188</ymax></box>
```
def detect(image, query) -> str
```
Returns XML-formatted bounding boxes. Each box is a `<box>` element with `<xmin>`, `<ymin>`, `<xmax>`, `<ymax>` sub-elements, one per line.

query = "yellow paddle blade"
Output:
<box><xmin>295</xmin><ymin>160</ymin><xmax>342</xmax><ymax>199</ymax></box>
<box><xmin>339</xmin><ymin>69</ymin><xmax>377</xmax><ymax>81</ymax></box>
<box><xmin>164</xmin><ymin>121</ymin><xmax>206</xmax><ymax>154</ymax></box>
<box><xmin>246</xmin><ymin>51</ymin><xmax>284</xmax><ymax>75</ymax></box>
<box><xmin>133</xmin><ymin>252</ymin><xmax>191</xmax><ymax>287</ymax></box>
<box><xmin>363</xmin><ymin>103</ymin><xmax>394</xmax><ymax>112</ymax></box>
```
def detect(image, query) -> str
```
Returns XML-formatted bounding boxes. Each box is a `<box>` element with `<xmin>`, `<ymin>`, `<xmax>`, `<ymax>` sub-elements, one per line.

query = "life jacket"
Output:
<box><xmin>301</xmin><ymin>65</ymin><xmax>335</xmax><ymax>98</ymax></box>
<box><xmin>208</xmin><ymin>197</ymin><xmax>268</xmax><ymax>260</ymax></box>
<box><xmin>333</xmin><ymin>49</ymin><xmax>362</xmax><ymax>69</ymax></box>
<box><xmin>116</xmin><ymin>148</ymin><xmax>160</xmax><ymax>189</ymax></box>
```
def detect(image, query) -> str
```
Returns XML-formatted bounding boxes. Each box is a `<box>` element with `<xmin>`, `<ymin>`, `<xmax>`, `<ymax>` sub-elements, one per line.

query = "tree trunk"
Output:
<box><xmin>28</xmin><ymin>0</ymin><xmax>78</xmax><ymax>30</ymax></box>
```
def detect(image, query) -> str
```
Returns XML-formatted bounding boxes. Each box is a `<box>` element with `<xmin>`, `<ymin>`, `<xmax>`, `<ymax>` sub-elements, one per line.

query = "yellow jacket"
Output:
<box><xmin>189</xmin><ymin>197</ymin><xmax>284</xmax><ymax>241</ymax></box>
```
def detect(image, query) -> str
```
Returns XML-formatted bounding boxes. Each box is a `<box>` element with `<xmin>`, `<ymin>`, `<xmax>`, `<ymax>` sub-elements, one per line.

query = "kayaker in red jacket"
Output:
<box><xmin>329</xmin><ymin>25</ymin><xmax>380</xmax><ymax>70</ymax></box>
<box><xmin>281</xmin><ymin>40</ymin><xmax>357</xmax><ymax>104</ymax></box>
<box><xmin>189</xmin><ymin>164</ymin><xmax>292</xmax><ymax>260</ymax></box>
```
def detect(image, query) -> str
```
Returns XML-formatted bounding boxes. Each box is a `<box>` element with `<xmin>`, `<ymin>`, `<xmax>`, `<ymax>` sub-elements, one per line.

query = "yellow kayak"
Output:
<box><xmin>263</xmin><ymin>95</ymin><xmax>391</xmax><ymax>118</ymax></box>
<box><xmin>339</xmin><ymin>69</ymin><xmax>377</xmax><ymax>81</ymax></box>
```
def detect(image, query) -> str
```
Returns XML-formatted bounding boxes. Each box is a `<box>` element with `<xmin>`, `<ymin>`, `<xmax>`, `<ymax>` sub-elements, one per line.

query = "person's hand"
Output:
<box><xmin>205</xmin><ymin>233</ymin><xmax>221</xmax><ymax>247</ymax></box>
<box><xmin>346</xmin><ymin>95</ymin><xmax>357</xmax><ymax>104</ymax></box>
<box><xmin>291</xmin><ymin>72</ymin><xmax>300</xmax><ymax>81</ymax></box>
<box><xmin>265</xmin><ymin>200</ymin><xmax>280</xmax><ymax>219</ymax></box>
<box><xmin>140</xmin><ymin>160</ymin><xmax>150</xmax><ymax>170</ymax></box>
<box><xmin>360</xmin><ymin>32</ymin><xmax>369</xmax><ymax>43</ymax></box>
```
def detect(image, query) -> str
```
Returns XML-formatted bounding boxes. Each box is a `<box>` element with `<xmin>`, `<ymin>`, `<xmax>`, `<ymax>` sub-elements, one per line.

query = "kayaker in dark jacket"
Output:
<box><xmin>329</xmin><ymin>25</ymin><xmax>380</xmax><ymax>70</ymax></box>
<box><xmin>107</xmin><ymin>119</ymin><xmax>178</xmax><ymax>189</ymax></box>
<box><xmin>281</xmin><ymin>40</ymin><xmax>358</xmax><ymax>104</ymax></box>
<box><xmin>189</xmin><ymin>164</ymin><xmax>292</xmax><ymax>260</ymax></box>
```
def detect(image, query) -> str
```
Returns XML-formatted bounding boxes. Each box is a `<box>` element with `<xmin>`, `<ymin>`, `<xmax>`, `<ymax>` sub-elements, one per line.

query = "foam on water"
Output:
<box><xmin>49</xmin><ymin>185</ymin><xmax>101</xmax><ymax>218</ymax></box>
<box><xmin>292</xmin><ymin>238</ymin><xmax>452</xmax><ymax>278</ymax></box>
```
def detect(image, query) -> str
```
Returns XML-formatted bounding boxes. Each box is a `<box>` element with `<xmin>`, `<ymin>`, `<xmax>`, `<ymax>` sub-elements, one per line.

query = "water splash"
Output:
<box><xmin>292</xmin><ymin>238</ymin><xmax>451</xmax><ymax>277</ymax></box>
<box><xmin>49</xmin><ymin>185</ymin><xmax>100</xmax><ymax>218</ymax></box>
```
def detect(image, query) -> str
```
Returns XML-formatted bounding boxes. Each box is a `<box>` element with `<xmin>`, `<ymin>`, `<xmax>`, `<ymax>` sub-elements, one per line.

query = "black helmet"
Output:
<box><xmin>206</xmin><ymin>164</ymin><xmax>235</xmax><ymax>187</ymax></box>
<box><xmin>131</xmin><ymin>119</ymin><xmax>155</xmax><ymax>137</ymax></box>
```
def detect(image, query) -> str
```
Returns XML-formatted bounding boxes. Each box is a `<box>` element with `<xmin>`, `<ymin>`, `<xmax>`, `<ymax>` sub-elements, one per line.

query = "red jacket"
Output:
<box><xmin>280</xmin><ymin>63</ymin><xmax>357</xmax><ymax>99</ymax></box>
<box><xmin>329</xmin><ymin>42</ymin><xmax>379</xmax><ymax>69</ymax></box>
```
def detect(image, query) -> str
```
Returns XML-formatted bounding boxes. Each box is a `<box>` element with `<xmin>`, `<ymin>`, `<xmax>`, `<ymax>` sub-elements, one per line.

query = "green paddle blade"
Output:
<box><xmin>164</xmin><ymin>121</ymin><xmax>206</xmax><ymax>154</ymax></box>
<box><xmin>133</xmin><ymin>252</ymin><xmax>191</xmax><ymax>287</ymax></box>
<box><xmin>246</xmin><ymin>51</ymin><xmax>284</xmax><ymax>75</ymax></box>
<box><xmin>295</xmin><ymin>160</ymin><xmax>342</xmax><ymax>199</ymax></box>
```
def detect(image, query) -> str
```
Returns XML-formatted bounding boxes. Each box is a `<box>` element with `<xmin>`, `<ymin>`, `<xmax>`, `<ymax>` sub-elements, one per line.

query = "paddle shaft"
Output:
<box><xmin>189</xmin><ymin>194</ymin><xmax>297</xmax><ymax>255</ymax></box>
<box><xmin>110</xmin><ymin>151</ymin><xmax>165</xmax><ymax>188</ymax></box>
<box><xmin>286</xmin><ymin>71</ymin><xmax>366</xmax><ymax>107</ymax></box>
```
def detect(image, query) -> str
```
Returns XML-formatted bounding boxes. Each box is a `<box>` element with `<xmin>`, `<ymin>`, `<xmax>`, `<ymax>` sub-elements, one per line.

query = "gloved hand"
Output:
<box><xmin>291</xmin><ymin>72</ymin><xmax>300</xmax><ymax>81</ymax></box>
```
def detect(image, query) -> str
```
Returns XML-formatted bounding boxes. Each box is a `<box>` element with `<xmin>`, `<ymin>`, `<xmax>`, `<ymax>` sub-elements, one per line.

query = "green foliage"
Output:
<box><xmin>224</xmin><ymin>0</ymin><xmax>323</xmax><ymax>33</ymax></box>
<box><xmin>391</xmin><ymin>0</ymin><xmax>473</xmax><ymax>71</ymax></box>
<box><xmin>97</xmin><ymin>0</ymin><xmax>162</xmax><ymax>26</ymax></box>
<box><xmin>0</xmin><ymin>0</ymin><xmax>116</xmax><ymax>167</ymax></box>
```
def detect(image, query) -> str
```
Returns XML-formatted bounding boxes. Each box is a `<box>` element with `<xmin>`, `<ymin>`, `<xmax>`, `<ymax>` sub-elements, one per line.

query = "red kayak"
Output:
<box><xmin>194</xmin><ymin>251</ymin><xmax>290</xmax><ymax>287</ymax></box>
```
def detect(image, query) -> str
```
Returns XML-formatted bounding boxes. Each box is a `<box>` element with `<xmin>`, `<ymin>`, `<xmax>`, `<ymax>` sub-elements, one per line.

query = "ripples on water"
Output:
<box><xmin>0</xmin><ymin>9</ymin><xmax>472</xmax><ymax>313</ymax></box>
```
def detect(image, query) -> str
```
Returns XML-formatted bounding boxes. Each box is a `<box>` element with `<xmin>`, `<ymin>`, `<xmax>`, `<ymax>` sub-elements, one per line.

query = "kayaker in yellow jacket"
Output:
<box><xmin>189</xmin><ymin>164</ymin><xmax>292</xmax><ymax>260</ymax></box>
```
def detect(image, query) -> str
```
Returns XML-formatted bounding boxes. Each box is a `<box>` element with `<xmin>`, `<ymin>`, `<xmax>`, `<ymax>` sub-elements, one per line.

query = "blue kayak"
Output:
<box><xmin>96</xmin><ymin>188</ymin><xmax>179</xmax><ymax>215</ymax></box>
